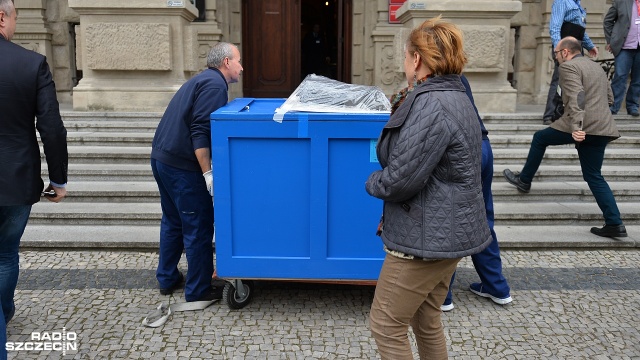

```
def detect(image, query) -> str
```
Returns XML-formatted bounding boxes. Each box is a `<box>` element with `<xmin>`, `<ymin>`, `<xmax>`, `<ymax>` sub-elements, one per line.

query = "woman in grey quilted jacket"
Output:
<box><xmin>365</xmin><ymin>16</ymin><xmax>492</xmax><ymax>360</ymax></box>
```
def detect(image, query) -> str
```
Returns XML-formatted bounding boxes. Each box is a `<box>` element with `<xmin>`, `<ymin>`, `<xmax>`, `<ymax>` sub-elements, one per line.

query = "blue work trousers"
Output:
<box><xmin>151</xmin><ymin>159</ymin><xmax>214</xmax><ymax>302</ymax></box>
<box><xmin>446</xmin><ymin>140</ymin><xmax>510</xmax><ymax>303</ymax></box>
<box><xmin>610</xmin><ymin>48</ymin><xmax>640</xmax><ymax>114</ymax></box>
<box><xmin>520</xmin><ymin>127</ymin><xmax>622</xmax><ymax>225</ymax></box>
<box><xmin>0</xmin><ymin>205</ymin><xmax>31</xmax><ymax>360</ymax></box>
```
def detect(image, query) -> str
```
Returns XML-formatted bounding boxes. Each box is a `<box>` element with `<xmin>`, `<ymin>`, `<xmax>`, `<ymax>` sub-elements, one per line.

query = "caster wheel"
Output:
<box><xmin>222</xmin><ymin>280</ymin><xmax>254</xmax><ymax>309</ymax></box>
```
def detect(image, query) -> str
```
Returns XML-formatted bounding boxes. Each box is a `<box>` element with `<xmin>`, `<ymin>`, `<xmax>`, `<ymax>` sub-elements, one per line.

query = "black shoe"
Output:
<box><xmin>628</xmin><ymin>110</ymin><xmax>640</xmax><ymax>117</ymax></box>
<box><xmin>542</xmin><ymin>118</ymin><xmax>553</xmax><ymax>125</ymax></box>
<box><xmin>590</xmin><ymin>224</ymin><xmax>628</xmax><ymax>238</ymax></box>
<box><xmin>159</xmin><ymin>272</ymin><xmax>185</xmax><ymax>295</ymax></box>
<box><xmin>191</xmin><ymin>285</ymin><xmax>224</xmax><ymax>302</ymax></box>
<box><xmin>503</xmin><ymin>169</ymin><xmax>531</xmax><ymax>193</ymax></box>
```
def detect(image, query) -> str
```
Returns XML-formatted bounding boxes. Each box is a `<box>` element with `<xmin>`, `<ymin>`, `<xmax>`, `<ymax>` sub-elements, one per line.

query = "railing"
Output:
<box><xmin>594</xmin><ymin>59</ymin><xmax>615</xmax><ymax>81</ymax></box>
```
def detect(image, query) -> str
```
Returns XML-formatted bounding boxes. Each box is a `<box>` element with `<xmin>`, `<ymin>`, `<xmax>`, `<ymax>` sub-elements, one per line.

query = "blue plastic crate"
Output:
<box><xmin>211</xmin><ymin>98</ymin><xmax>389</xmax><ymax>280</ymax></box>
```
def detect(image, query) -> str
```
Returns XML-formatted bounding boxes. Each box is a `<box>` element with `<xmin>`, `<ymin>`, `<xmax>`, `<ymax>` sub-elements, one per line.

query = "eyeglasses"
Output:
<box><xmin>553</xmin><ymin>49</ymin><xmax>566</xmax><ymax>55</ymax></box>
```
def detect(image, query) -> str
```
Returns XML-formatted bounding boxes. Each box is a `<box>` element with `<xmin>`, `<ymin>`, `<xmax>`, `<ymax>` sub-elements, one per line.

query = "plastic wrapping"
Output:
<box><xmin>273</xmin><ymin>74</ymin><xmax>391</xmax><ymax>122</ymax></box>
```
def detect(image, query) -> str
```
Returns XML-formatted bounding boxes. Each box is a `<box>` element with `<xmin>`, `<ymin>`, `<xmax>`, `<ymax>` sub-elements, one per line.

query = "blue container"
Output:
<box><xmin>211</xmin><ymin>98</ymin><xmax>389</xmax><ymax>281</ymax></box>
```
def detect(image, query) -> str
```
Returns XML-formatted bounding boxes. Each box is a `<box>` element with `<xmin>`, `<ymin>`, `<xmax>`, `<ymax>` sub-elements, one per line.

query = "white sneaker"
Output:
<box><xmin>441</xmin><ymin>303</ymin><xmax>454</xmax><ymax>312</ymax></box>
<box><xmin>469</xmin><ymin>283</ymin><xmax>512</xmax><ymax>305</ymax></box>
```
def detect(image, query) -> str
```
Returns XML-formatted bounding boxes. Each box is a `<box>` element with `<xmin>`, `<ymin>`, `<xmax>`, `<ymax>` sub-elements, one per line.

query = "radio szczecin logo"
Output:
<box><xmin>6</xmin><ymin>328</ymin><xmax>77</xmax><ymax>355</ymax></box>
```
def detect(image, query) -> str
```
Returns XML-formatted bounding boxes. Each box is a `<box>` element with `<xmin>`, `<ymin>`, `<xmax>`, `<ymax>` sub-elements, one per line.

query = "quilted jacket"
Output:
<box><xmin>365</xmin><ymin>75</ymin><xmax>492</xmax><ymax>259</ymax></box>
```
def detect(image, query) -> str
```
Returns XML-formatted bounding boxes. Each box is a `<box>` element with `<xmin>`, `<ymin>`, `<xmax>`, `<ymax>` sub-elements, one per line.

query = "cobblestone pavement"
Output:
<box><xmin>7</xmin><ymin>249</ymin><xmax>640</xmax><ymax>359</ymax></box>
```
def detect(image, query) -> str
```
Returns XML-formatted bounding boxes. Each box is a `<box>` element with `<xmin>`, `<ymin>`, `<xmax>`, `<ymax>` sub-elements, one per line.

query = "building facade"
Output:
<box><xmin>13</xmin><ymin>0</ymin><xmax>613</xmax><ymax>113</ymax></box>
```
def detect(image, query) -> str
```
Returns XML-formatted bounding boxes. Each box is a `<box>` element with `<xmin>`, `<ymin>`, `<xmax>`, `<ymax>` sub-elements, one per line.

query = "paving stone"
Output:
<box><xmin>5</xmin><ymin>249</ymin><xmax>640</xmax><ymax>359</ymax></box>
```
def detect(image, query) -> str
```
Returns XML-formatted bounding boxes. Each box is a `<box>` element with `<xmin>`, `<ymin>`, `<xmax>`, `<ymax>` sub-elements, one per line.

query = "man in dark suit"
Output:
<box><xmin>0</xmin><ymin>0</ymin><xmax>68</xmax><ymax>356</ymax></box>
<box><xmin>504</xmin><ymin>37</ymin><xmax>627</xmax><ymax>238</ymax></box>
<box><xmin>604</xmin><ymin>0</ymin><xmax>640</xmax><ymax>116</ymax></box>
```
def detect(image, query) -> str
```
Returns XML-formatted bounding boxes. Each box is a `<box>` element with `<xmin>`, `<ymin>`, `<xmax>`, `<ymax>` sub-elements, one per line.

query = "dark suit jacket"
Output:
<box><xmin>604</xmin><ymin>0</ymin><xmax>633</xmax><ymax>56</ymax></box>
<box><xmin>0</xmin><ymin>37</ymin><xmax>68</xmax><ymax>206</ymax></box>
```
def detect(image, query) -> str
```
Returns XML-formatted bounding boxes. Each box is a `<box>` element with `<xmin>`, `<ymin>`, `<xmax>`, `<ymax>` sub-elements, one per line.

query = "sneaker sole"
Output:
<box><xmin>469</xmin><ymin>288</ymin><xmax>513</xmax><ymax>305</ymax></box>
<box><xmin>441</xmin><ymin>303</ymin><xmax>454</xmax><ymax>312</ymax></box>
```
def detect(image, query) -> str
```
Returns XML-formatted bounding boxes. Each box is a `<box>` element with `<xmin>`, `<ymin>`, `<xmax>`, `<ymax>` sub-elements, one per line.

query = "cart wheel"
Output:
<box><xmin>222</xmin><ymin>280</ymin><xmax>254</xmax><ymax>309</ymax></box>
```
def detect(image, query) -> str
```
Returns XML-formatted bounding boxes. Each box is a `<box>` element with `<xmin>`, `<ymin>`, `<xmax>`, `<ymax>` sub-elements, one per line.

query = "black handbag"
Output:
<box><xmin>560</xmin><ymin>22</ymin><xmax>585</xmax><ymax>41</ymax></box>
<box><xmin>551</xmin><ymin>92</ymin><xmax>564</xmax><ymax>121</ymax></box>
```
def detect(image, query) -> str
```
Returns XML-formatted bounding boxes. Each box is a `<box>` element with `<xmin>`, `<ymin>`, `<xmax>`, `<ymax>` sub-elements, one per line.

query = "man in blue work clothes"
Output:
<box><xmin>441</xmin><ymin>76</ymin><xmax>512</xmax><ymax>312</ymax></box>
<box><xmin>542</xmin><ymin>0</ymin><xmax>598</xmax><ymax>125</ymax></box>
<box><xmin>151</xmin><ymin>42</ymin><xmax>243</xmax><ymax>302</ymax></box>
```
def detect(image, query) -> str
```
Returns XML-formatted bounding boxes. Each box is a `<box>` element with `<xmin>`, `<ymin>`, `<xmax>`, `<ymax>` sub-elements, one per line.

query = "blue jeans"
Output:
<box><xmin>445</xmin><ymin>140</ymin><xmax>510</xmax><ymax>303</ymax></box>
<box><xmin>0</xmin><ymin>205</ymin><xmax>31</xmax><ymax>360</ymax></box>
<box><xmin>610</xmin><ymin>48</ymin><xmax>640</xmax><ymax>114</ymax></box>
<box><xmin>519</xmin><ymin>127</ymin><xmax>622</xmax><ymax>225</ymax></box>
<box><xmin>151</xmin><ymin>159</ymin><xmax>214</xmax><ymax>302</ymax></box>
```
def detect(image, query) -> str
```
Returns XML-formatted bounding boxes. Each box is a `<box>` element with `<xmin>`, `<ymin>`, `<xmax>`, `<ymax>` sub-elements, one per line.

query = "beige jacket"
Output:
<box><xmin>551</xmin><ymin>55</ymin><xmax>620</xmax><ymax>139</ymax></box>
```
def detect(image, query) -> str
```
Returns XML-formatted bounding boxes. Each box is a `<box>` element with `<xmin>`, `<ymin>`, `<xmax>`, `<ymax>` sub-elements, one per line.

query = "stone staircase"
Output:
<box><xmin>21</xmin><ymin>111</ymin><xmax>640</xmax><ymax>249</ymax></box>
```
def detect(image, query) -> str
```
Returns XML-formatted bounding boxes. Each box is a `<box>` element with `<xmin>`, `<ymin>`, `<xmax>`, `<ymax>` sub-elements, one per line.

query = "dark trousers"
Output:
<box><xmin>445</xmin><ymin>139</ymin><xmax>510</xmax><ymax>302</ymax></box>
<box><xmin>0</xmin><ymin>204</ymin><xmax>31</xmax><ymax>360</ymax></box>
<box><xmin>519</xmin><ymin>127</ymin><xmax>622</xmax><ymax>225</ymax></box>
<box><xmin>543</xmin><ymin>60</ymin><xmax>561</xmax><ymax>120</ymax></box>
<box><xmin>151</xmin><ymin>159</ymin><xmax>214</xmax><ymax>301</ymax></box>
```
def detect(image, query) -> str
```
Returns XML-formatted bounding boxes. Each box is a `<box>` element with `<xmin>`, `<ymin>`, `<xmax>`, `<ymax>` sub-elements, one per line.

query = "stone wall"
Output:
<box><xmin>14</xmin><ymin>0</ymin><xmax>79</xmax><ymax>104</ymax></box>
<box><xmin>12</xmin><ymin>0</ymin><xmax>616</xmax><ymax>110</ymax></box>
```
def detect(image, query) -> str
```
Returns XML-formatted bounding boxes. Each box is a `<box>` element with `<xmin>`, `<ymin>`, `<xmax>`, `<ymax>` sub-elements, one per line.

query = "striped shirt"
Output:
<box><xmin>549</xmin><ymin>0</ymin><xmax>595</xmax><ymax>50</ymax></box>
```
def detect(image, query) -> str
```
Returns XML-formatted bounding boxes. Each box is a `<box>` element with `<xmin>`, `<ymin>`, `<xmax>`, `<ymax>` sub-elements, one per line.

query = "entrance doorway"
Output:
<box><xmin>242</xmin><ymin>0</ymin><xmax>351</xmax><ymax>98</ymax></box>
<box><xmin>301</xmin><ymin>0</ymin><xmax>351</xmax><ymax>83</ymax></box>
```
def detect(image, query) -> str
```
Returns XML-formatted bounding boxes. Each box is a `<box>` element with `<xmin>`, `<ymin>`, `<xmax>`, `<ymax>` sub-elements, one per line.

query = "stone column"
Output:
<box><xmin>13</xmin><ymin>0</ymin><xmax>52</xmax><ymax>64</ymax></box>
<box><xmin>191</xmin><ymin>0</ymin><xmax>223</xmax><ymax>75</ymax></box>
<box><xmin>396</xmin><ymin>0</ymin><xmax>522</xmax><ymax>113</ymax></box>
<box><xmin>68</xmin><ymin>0</ymin><xmax>198</xmax><ymax>111</ymax></box>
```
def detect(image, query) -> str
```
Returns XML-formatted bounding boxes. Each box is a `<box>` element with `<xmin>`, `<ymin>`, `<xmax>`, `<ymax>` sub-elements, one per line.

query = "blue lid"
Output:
<box><xmin>211</xmin><ymin>98</ymin><xmax>389</xmax><ymax>122</ymax></box>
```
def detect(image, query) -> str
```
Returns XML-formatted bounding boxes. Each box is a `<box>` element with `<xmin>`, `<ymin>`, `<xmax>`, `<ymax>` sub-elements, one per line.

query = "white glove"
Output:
<box><xmin>203</xmin><ymin>170</ymin><xmax>213</xmax><ymax>197</ymax></box>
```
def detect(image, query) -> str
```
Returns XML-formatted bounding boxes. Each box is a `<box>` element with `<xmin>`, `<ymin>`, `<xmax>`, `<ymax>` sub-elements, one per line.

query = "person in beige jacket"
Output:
<box><xmin>503</xmin><ymin>36</ymin><xmax>627</xmax><ymax>238</ymax></box>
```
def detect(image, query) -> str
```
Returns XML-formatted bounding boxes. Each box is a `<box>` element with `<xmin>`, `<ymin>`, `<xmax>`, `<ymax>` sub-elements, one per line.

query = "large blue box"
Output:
<box><xmin>211</xmin><ymin>98</ymin><xmax>389</xmax><ymax>281</ymax></box>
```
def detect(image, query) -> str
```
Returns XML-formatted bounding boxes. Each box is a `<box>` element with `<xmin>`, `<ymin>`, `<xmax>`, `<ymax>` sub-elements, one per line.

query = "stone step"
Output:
<box><xmin>46</xmin><ymin>131</ymin><xmax>640</xmax><ymax>148</ymax></box>
<box><xmin>492</xmin><ymin>224</ymin><xmax>639</xmax><ymax>248</ymax></box>
<box><xmin>54</xmin><ymin>131</ymin><xmax>154</xmax><ymax>147</ymax></box>
<box><xmin>27</xmin><ymin>202</ymin><xmax>161</xmax><ymax>225</ymax></box>
<box><xmin>40</xmin><ymin>144</ymin><xmax>640</xmax><ymax>167</ymax></box>
<box><xmin>491</xmin><ymin>147</ymin><xmax>640</xmax><ymax>165</ymax></box>
<box><xmin>35</xmin><ymin>180</ymin><xmax>640</xmax><ymax>204</ymax></box>
<box><xmin>60</xmin><ymin>181</ymin><xmax>159</xmax><ymax>202</ymax></box>
<box><xmin>18</xmin><ymin>223</ymin><xmax>639</xmax><ymax>250</ymax></box>
<box><xmin>60</xmin><ymin>111</ymin><xmax>161</xmax><ymax>127</ymax></box>
<box><xmin>20</xmin><ymin>224</ymin><xmax>159</xmax><ymax>249</ymax></box>
<box><xmin>488</xmin><ymin>134</ymin><xmax>640</xmax><ymax>148</ymax></box>
<box><xmin>42</xmin><ymin>163</ymin><xmax>153</xmax><ymax>181</ymax></box>
<box><xmin>482</xmin><ymin>113</ymin><xmax>640</xmax><ymax>124</ymax></box>
<box><xmin>484</xmin><ymin>123</ymin><xmax>640</xmax><ymax>137</ymax></box>
<box><xmin>493</xmin><ymin>202</ymin><xmax>640</xmax><ymax>225</ymax></box>
<box><xmin>492</xmin><ymin>164</ymin><xmax>640</xmax><ymax>182</ymax></box>
<box><xmin>40</xmin><ymin>163</ymin><xmax>640</xmax><ymax>183</ymax></box>
<box><xmin>491</xmin><ymin>181</ymin><xmax>640</xmax><ymax>202</ymax></box>
<box><xmin>26</xmin><ymin>199</ymin><xmax>640</xmax><ymax>226</ymax></box>
<box><xmin>40</xmin><ymin>146</ymin><xmax>151</xmax><ymax>164</ymax></box>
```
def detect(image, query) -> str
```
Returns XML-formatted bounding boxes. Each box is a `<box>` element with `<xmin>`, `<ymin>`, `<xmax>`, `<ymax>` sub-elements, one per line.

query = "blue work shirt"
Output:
<box><xmin>549</xmin><ymin>0</ymin><xmax>595</xmax><ymax>50</ymax></box>
<box><xmin>151</xmin><ymin>67</ymin><xmax>228</xmax><ymax>172</ymax></box>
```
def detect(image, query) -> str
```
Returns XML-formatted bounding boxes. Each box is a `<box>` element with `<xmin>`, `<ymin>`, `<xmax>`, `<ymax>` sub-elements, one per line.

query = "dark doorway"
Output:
<box><xmin>301</xmin><ymin>0</ymin><xmax>351</xmax><ymax>83</ymax></box>
<box><xmin>242</xmin><ymin>0</ymin><xmax>351</xmax><ymax>98</ymax></box>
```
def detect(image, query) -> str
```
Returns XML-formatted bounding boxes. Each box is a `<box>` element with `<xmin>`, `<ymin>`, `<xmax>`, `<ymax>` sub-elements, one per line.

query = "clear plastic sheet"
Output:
<box><xmin>273</xmin><ymin>74</ymin><xmax>391</xmax><ymax>122</ymax></box>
